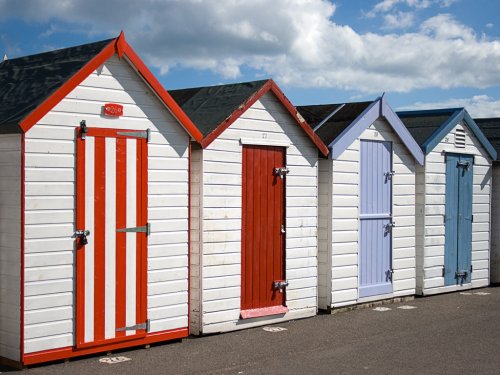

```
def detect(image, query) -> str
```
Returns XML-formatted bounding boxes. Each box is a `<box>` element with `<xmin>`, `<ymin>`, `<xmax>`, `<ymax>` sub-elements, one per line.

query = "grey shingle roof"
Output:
<box><xmin>169</xmin><ymin>80</ymin><xmax>269</xmax><ymax>137</ymax></box>
<box><xmin>0</xmin><ymin>38</ymin><xmax>113</xmax><ymax>132</ymax></box>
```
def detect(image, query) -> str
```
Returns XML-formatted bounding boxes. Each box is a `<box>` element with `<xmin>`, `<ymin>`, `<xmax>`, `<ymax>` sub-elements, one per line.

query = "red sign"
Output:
<box><xmin>103</xmin><ymin>103</ymin><xmax>123</xmax><ymax>117</ymax></box>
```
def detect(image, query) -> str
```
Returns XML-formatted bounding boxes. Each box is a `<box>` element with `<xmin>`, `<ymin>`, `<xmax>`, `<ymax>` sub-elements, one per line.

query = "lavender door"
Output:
<box><xmin>359</xmin><ymin>140</ymin><xmax>393</xmax><ymax>298</ymax></box>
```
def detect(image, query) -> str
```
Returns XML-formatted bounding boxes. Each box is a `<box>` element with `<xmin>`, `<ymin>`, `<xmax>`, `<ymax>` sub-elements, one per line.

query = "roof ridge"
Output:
<box><xmin>1</xmin><ymin>38</ymin><xmax>115</xmax><ymax>63</ymax></box>
<box><xmin>171</xmin><ymin>79</ymin><xmax>270</xmax><ymax>93</ymax></box>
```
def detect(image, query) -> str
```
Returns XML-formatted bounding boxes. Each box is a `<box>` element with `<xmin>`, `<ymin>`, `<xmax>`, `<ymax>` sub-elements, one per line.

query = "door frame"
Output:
<box><xmin>358</xmin><ymin>139</ymin><xmax>394</xmax><ymax>299</ymax></box>
<box><xmin>75</xmin><ymin>126</ymin><xmax>148</xmax><ymax>349</ymax></box>
<box><xmin>444</xmin><ymin>152</ymin><xmax>474</xmax><ymax>286</ymax></box>
<box><xmin>240</xmin><ymin>145</ymin><xmax>288</xmax><ymax>319</ymax></box>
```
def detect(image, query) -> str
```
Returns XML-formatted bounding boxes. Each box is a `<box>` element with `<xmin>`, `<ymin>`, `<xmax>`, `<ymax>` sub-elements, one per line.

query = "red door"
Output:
<box><xmin>75</xmin><ymin>126</ymin><xmax>148</xmax><ymax>348</ymax></box>
<box><xmin>241</xmin><ymin>145</ymin><xmax>288</xmax><ymax>319</ymax></box>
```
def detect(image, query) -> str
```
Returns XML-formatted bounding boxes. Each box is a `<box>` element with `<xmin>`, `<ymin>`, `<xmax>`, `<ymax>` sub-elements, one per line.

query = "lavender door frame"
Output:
<box><xmin>359</xmin><ymin>140</ymin><xmax>394</xmax><ymax>298</ymax></box>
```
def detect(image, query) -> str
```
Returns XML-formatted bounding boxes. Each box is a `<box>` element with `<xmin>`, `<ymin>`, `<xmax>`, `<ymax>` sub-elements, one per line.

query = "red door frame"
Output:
<box><xmin>75</xmin><ymin>126</ymin><xmax>148</xmax><ymax>349</ymax></box>
<box><xmin>240</xmin><ymin>145</ymin><xmax>288</xmax><ymax>319</ymax></box>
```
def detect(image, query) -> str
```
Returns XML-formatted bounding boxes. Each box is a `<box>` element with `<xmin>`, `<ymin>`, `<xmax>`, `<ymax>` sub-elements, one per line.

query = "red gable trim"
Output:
<box><xmin>117</xmin><ymin>34</ymin><xmax>203</xmax><ymax>142</ymax></box>
<box><xmin>19</xmin><ymin>40</ymin><xmax>115</xmax><ymax>132</ymax></box>
<box><xmin>200</xmin><ymin>79</ymin><xmax>329</xmax><ymax>156</ymax></box>
<box><xmin>18</xmin><ymin>33</ymin><xmax>203</xmax><ymax>142</ymax></box>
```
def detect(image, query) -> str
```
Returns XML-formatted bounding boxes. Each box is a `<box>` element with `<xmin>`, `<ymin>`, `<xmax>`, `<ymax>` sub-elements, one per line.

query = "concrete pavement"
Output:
<box><xmin>2</xmin><ymin>287</ymin><xmax>500</xmax><ymax>374</ymax></box>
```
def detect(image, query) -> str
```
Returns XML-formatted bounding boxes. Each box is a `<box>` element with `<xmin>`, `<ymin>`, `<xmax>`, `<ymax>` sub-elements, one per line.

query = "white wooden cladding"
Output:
<box><xmin>23</xmin><ymin>55</ymin><xmax>190</xmax><ymax>354</ymax></box>
<box><xmin>0</xmin><ymin>134</ymin><xmax>22</xmax><ymax>362</ymax></box>
<box><xmin>416</xmin><ymin>122</ymin><xmax>492</xmax><ymax>294</ymax></box>
<box><xmin>192</xmin><ymin>92</ymin><xmax>319</xmax><ymax>334</ymax></box>
<box><xmin>318</xmin><ymin>119</ymin><xmax>417</xmax><ymax>309</ymax></box>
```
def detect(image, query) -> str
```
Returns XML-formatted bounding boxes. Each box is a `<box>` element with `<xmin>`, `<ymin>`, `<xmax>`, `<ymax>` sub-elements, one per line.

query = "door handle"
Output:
<box><xmin>281</xmin><ymin>225</ymin><xmax>286</xmax><ymax>234</ymax></box>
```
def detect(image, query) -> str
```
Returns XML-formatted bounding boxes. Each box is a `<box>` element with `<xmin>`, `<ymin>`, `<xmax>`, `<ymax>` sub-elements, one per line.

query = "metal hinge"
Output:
<box><xmin>384</xmin><ymin>171</ymin><xmax>395</xmax><ymax>180</ymax></box>
<box><xmin>274</xmin><ymin>167</ymin><xmax>290</xmax><ymax>179</ymax></box>
<box><xmin>273</xmin><ymin>280</ymin><xmax>289</xmax><ymax>293</ymax></box>
<box><xmin>470</xmin><ymin>264</ymin><xmax>473</xmax><ymax>273</ymax></box>
<box><xmin>117</xmin><ymin>128</ymin><xmax>151</xmax><ymax>142</ymax></box>
<box><xmin>116</xmin><ymin>319</ymin><xmax>150</xmax><ymax>332</ymax></box>
<box><xmin>442</xmin><ymin>266</ymin><xmax>445</xmax><ymax>277</ymax></box>
<box><xmin>386</xmin><ymin>269</ymin><xmax>394</xmax><ymax>281</ymax></box>
<box><xmin>80</xmin><ymin>120</ymin><xmax>88</xmax><ymax>140</ymax></box>
<box><xmin>117</xmin><ymin>223</ymin><xmax>150</xmax><ymax>236</ymax></box>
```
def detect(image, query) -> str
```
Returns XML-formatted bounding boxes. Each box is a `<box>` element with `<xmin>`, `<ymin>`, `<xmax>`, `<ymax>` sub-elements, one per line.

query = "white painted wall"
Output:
<box><xmin>491</xmin><ymin>165</ymin><xmax>500</xmax><ymax>283</ymax></box>
<box><xmin>417</xmin><ymin>122</ymin><xmax>492</xmax><ymax>294</ymax></box>
<box><xmin>195</xmin><ymin>92</ymin><xmax>319</xmax><ymax>334</ymax></box>
<box><xmin>317</xmin><ymin>119</ymin><xmax>417</xmax><ymax>309</ymax></box>
<box><xmin>0</xmin><ymin>134</ymin><xmax>21</xmax><ymax>362</ymax></box>
<box><xmin>23</xmin><ymin>54</ymin><xmax>190</xmax><ymax>354</ymax></box>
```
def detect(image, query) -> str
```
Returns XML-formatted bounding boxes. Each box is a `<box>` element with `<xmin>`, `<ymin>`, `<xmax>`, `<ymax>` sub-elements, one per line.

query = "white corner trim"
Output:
<box><xmin>239</xmin><ymin>138</ymin><xmax>291</xmax><ymax>147</ymax></box>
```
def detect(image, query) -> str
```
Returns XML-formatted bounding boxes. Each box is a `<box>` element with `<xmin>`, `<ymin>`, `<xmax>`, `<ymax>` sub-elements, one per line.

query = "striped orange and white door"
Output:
<box><xmin>75</xmin><ymin>125</ymin><xmax>148</xmax><ymax>348</ymax></box>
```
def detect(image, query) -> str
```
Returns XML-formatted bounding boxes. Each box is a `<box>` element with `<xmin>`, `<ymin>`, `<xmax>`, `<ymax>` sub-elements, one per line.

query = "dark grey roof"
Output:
<box><xmin>397</xmin><ymin>114</ymin><xmax>452</xmax><ymax>146</ymax></box>
<box><xmin>0</xmin><ymin>38</ymin><xmax>113</xmax><ymax>132</ymax></box>
<box><xmin>296</xmin><ymin>101</ymin><xmax>372</xmax><ymax>146</ymax></box>
<box><xmin>475</xmin><ymin>118</ymin><xmax>500</xmax><ymax>161</ymax></box>
<box><xmin>169</xmin><ymin>80</ymin><xmax>269</xmax><ymax>137</ymax></box>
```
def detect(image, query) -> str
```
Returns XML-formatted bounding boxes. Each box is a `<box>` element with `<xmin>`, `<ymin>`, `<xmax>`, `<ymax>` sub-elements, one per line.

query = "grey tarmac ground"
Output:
<box><xmin>2</xmin><ymin>286</ymin><xmax>500</xmax><ymax>374</ymax></box>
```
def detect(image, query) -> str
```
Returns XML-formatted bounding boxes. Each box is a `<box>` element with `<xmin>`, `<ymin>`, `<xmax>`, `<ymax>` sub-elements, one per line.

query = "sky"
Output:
<box><xmin>1</xmin><ymin>0</ymin><xmax>500</xmax><ymax>117</ymax></box>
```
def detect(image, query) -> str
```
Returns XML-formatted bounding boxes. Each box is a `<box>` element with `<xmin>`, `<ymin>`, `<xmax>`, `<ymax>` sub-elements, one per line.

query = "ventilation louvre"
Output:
<box><xmin>455</xmin><ymin>128</ymin><xmax>466</xmax><ymax>148</ymax></box>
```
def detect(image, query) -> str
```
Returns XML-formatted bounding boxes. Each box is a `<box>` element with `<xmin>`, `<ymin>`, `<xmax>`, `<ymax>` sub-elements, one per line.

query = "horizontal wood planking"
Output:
<box><xmin>198</xmin><ymin>93</ymin><xmax>319</xmax><ymax>332</ymax></box>
<box><xmin>419</xmin><ymin>122</ymin><xmax>493</xmax><ymax>293</ymax></box>
<box><xmin>23</xmin><ymin>55</ymin><xmax>189</xmax><ymax>354</ymax></box>
<box><xmin>328</xmin><ymin>120</ymin><xmax>417</xmax><ymax>307</ymax></box>
<box><xmin>0</xmin><ymin>134</ymin><xmax>21</xmax><ymax>362</ymax></box>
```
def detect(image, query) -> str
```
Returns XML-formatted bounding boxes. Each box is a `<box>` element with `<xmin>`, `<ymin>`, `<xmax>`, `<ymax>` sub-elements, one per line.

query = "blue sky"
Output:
<box><xmin>1</xmin><ymin>0</ymin><xmax>500</xmax><ymax>117</ymax></box>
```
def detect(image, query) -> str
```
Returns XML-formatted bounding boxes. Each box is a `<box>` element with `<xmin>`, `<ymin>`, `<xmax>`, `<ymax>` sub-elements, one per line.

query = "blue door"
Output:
<box><xmin>444</xmin><ymin>153</ymin><xmax>473</xmax><ymax>286</ymax></box>
<box><xmin>359</xmin><ymin>140</ymin><xmax>393</xmax><ymax>298</ymax></box>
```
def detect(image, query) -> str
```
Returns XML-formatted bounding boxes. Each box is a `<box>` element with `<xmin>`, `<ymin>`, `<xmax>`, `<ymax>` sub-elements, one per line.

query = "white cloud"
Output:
<box><xmin>398</xmin><ymin>95</ymin><xmax>500</xmax><ymax>118</ymax></box>
<box><xmin>383</xmin><ymin>11</ymin><xmax>415</xmax><ymax>29</ymax></box>
<box><xmin>369</xmin><ymin>0</ymin><xmax>455</xmax><ymax>14</ymax></box>
<box><xmin>0</xmin><ymin>0</ymin><xmax>499</xmax><ymax>94</ymax></box>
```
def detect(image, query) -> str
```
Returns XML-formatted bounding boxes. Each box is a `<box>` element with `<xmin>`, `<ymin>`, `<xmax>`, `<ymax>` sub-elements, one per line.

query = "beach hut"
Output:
<box><xmin>169</xmin><ymin>80</ymin><xmax>328</xmax><ymax>334</ymax></box>
<box><xmin>474</xmin><ymin>118</ymin><xmax>500</xmax><ymax>284</ymax></box>
<box><xmin>398</xmin><ymin>109</ymin><xmax>496</xmax><ymax>295</ymax></box>
<box><xmin>297</xmin><ymin>97</ymin><xmax>423</xmax><ymax>310</ymax></box>
<box><xmin>0</xmin><ymin>33</ymin><xmax>202</xmax><ymax>367</ymax></box>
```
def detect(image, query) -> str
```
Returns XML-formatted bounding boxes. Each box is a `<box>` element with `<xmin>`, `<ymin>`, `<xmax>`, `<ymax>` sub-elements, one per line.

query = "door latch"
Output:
<box><xmin>273</xmin><ymin>280</ymin><xmax>289</xmax><ymax>293</ymax></box>
<box><xmin>455</xmin><ymin>270</ymin><xmax>468</xmax><ymax>278</ymax></box>
<box><xmin>274</xmin><ymin>167</ymin><xmax>290</xmax><ymax>179</ymax></box>
<box><xmin>74</xmin><ymin>229</ymin><xmax>90</xmax><ymax>245</ymax></box>
<box><xmin>457</xmin><ymin>161</ymin><xmax>470</xmax><ymax>170</ymax></box>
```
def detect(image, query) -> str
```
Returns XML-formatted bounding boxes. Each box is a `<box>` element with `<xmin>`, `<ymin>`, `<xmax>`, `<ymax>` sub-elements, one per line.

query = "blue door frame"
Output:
<box><xmin>359</xmin><ymin>140</ymin><xmax>393</xmax><ymax>298</ymax></box>
<box><xmin>444</xmin><ymin>153</ymin><xmax>473</xmax><ymax>286</ymax></box>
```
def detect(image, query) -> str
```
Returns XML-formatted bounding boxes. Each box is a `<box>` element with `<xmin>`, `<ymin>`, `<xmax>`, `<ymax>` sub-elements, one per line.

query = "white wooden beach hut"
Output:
<box><xmin>398</xmin><ymin>109</ymin><xmax>496</xmax><ymax>295</ymax></box>
<box><xmin>297</xmin><ymin>96</ymin><xmax>424</xmax><ymax>310</ymax></box>
<box><xmin>0</xmin><ymin>33</ymin><xmax>203</xmax><ymax>367</ymax></box>
<box><xmin>471</xmin><ymin>118</ymin><xmax>500</xmax><ymax>284</ymax></box>
<box><xmin>170</xmin><ymin>80</ymin><xmax>329</xmax><ymax>334</ymax></box>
